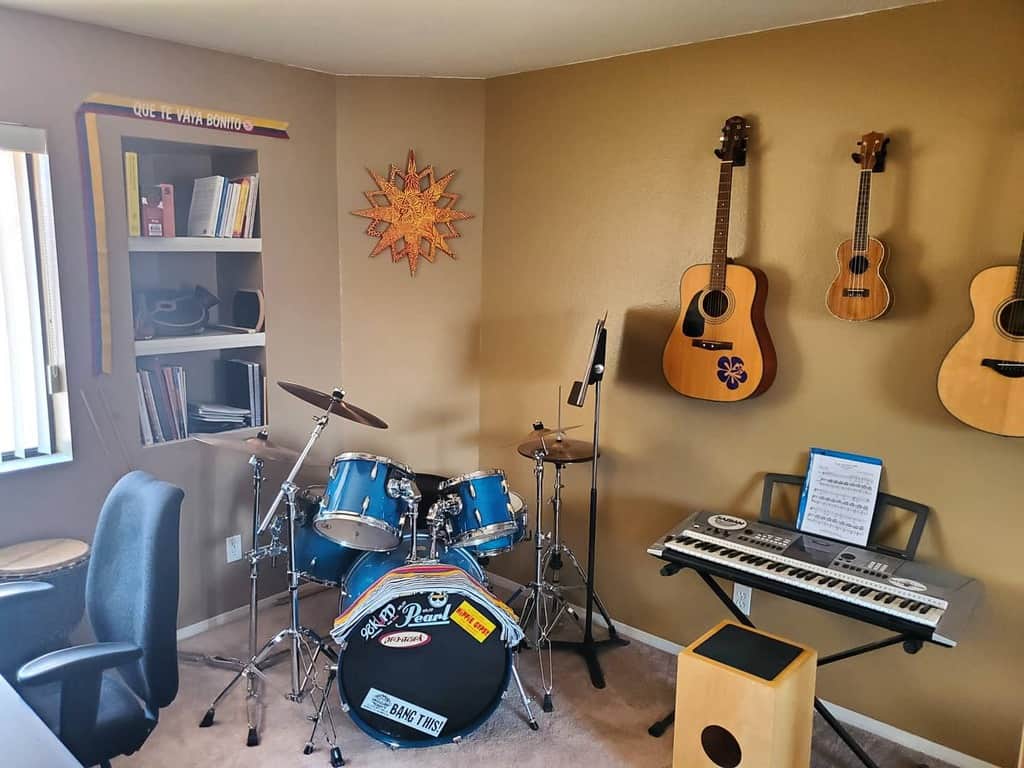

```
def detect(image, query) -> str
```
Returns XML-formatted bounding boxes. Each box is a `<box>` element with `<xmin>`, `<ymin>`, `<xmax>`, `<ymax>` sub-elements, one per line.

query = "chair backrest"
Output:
<box><xmin>86</xmin><ymin>471</ymin><xmax>183</xmax><ymax>711</ymax></box>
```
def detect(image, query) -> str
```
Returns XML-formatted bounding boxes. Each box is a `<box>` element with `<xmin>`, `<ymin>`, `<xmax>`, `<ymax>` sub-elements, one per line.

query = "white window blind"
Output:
<box><xmin>0</xmin><ymin>148</ymin><xmax>52</xmax><ymax>458</ymax></box>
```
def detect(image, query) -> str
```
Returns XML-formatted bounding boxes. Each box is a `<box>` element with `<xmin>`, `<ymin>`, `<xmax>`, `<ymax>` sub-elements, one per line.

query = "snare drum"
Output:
<box><xmin>0</xmin><ymin>538</ymin><xmax>89</xmax><ymax>673</ymax></box>
<box><xmin>463</xmin><ymin>490</ymin><xmax>529</xmax><ymax>559</ymax></box>
<box><xmin>315</xmin><ymin>453</ymin><xmax>415</xmax><ymax>552</ymax></box>
<box><xmin>342</xmin><ymin>534</ymin><xmax>486</xmax><ymax>609</ymax></box>
<box><xmin>439</xmin><ymin>470</ymin><xmax>517</xmax><ymax>548</ymax></box>
<box><xmin>293</xmin><ymin>486</ymin><xmax>360</xmax><ymax>586</ymax></box>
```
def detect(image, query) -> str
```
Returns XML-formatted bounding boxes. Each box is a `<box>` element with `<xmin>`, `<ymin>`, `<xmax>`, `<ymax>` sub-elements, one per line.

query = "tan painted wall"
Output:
<box><xmin>335</xmin><ymin>77</ymin><xmax>485</xmax><ymax>476</ymax></box>
<box><xmin>481</xmin><ymin>0</ymin><xmax>1024</xmax><ymax>763</ymax></box>
<box><xmin>0</xmin><ymin>8</ymin><xmax>341</xmax><ymax>626</ymax></box>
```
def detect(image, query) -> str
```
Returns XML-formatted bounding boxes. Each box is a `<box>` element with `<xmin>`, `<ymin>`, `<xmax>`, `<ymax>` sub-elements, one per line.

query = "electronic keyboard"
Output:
<box><xmin>648</xmin><ymin>511</ymin><xmax>982</xmax><ymax>647</ymax></box>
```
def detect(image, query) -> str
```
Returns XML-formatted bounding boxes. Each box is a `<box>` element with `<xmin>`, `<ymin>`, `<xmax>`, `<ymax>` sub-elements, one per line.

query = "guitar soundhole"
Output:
<box><xmin>702</xmin><ymin>289</ymin><xmax>730</xmax><ymax>318</ymax></box>
<box><xmin>848</xmin><ymin>254</ymin><xmax>870</xmax><ymax>275</ymax></box>
<box><xmin>997</xmin><ymin>299</ymin><xmax>1024</xmax><ymax>338</ymax></box>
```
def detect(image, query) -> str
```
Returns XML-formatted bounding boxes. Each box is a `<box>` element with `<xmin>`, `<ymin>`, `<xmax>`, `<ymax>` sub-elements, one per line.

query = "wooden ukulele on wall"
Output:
<box><xmin>662</xmin><ymin>116</ymin><xmax>776</xmax><ymax>402</ymax></box>
<box><xmin>937</xmin><ymin>233</ymin><xmax>1024</xmax><ymax>437</ymax></box>
<box><xmin>826</xmin><ymin>132</ymin><xmax>892</xmax><ymax>321</ymax></box>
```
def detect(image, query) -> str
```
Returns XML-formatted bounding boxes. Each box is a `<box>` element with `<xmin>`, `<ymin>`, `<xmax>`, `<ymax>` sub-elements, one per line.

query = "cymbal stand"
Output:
<box><xmin>518</xmin><ymin>447</ymin><xmax>556</xmax><ymax>712</ymax></box>
<box><xmin>540</xmin><ymin>459</ymin><xmax>617</xmax><ymax>636</ymax></box>
<box><xmin>195</xmin><ymin>453</ymin><xmax>288</xmax><ymax>746</ymax></box>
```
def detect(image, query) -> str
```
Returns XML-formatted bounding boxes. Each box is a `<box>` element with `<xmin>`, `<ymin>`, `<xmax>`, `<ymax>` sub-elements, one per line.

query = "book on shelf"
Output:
<box><xmin>136</xmin><ymin>372</ymin><xmax>153</xmax><ymax>446</ymax></box>
<box><xmin>188</xmin><ymin>402</ymin><xmax>251</xmax><ymax>433</ymax></box>
<box><xmin>185</xmin><ymin>173</ymin><xmax>259</xmax><ymax>239</ymax></box>
<box><xmin>187</xmin><ymin>175</ymin><xmax>227</xmax><ymax>237</ymax></box>
<box><xmin>137</xmin><ymin>364</ymin><xmax>188</xmax><ymax>444</ymax></box>
<box><xmin>156</xmin><ymin>183</ymin><xmax>176</xmax><ymax>238</ymax></box>
<box><xmin>221</xmin><ymin>359</ymin><xmax>265</xmax><ymax>427</ymax></box>
<box><xmin>124</xmin><ymin>152</ymin><xmax>141</xmax><ymax>238</ymax></box>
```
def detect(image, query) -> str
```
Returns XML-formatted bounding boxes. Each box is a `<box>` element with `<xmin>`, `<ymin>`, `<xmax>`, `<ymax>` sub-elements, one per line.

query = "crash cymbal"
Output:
<box><xmin>517</xmin><ymin>436</ymin><xmax>596</xmax><ymax>464</ymax></box>
<box><xmin>278</xmin><ymin>381</ymin><xmax>388</xmax><ymax>429</ymax></box>
<box><xmin>194</xmin><ymin>430</ymin><xmax>324</xmax><ymax>465</ymax></box>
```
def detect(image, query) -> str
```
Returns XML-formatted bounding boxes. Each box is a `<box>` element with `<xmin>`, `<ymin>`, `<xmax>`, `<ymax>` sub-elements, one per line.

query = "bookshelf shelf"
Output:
<box><xmin>141</xmin><ymin>424</ymin><xmax>266</xmax><ymax>450</ymax></box>
<box><xmin>129</xmin><ymin>236</ymin><xmax>262</xmax><ymax>253</ymax></box>
<box><xmin>135</xmin><ymin>331</ymin><xmax>266</xmax><ymax>357</ymax></box>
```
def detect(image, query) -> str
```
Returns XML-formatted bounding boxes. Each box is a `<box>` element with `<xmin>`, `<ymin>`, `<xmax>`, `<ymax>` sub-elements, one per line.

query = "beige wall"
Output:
<box><xmin>335</xmin><ymin>77</ymin><xmax>485</xmax><ymax>475</ymax></box>
<box><xmin>481</xmin><ymin>0</ymin><xmax>1024</xmax><ymax>763</ymax></box>
<box><xmin>0</xmin><ymin>8</ymin><xmax>341</xmax><ymax>626</ymax></box>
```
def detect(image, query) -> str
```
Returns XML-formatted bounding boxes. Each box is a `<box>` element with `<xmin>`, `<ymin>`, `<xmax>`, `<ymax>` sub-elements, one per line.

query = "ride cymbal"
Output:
<box><xmin>278</xmin><ymin>381</ymin><xmax>388</xmax><ymax>429</ymax></box>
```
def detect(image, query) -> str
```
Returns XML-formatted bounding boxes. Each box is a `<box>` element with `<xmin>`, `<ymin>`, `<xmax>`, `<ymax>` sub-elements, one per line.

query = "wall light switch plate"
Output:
<box><xmin>733</xmin><ymin>584</ymin><xmax>752</xmax><ymax>616</ymax></box>
<box><xmin>226</xmin><ymin>534</ymin><xmax>243</xmax><ymax>563</ymax></box>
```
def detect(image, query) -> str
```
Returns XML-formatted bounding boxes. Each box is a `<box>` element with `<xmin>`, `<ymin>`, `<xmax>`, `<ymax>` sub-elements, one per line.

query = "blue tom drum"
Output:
<box><xmin>293</xmin><ymin>486</ymin><xmax>360</xmax><ymax>586</ymax></box>
<box><xmin>315</xmin><ymin>453</ymin><xmax>414</xmax><ymax>552</ymax></box>
<box><xmin>439</xmin><ymin>470</ymin><xmax>517</xmax><ymax>549</ymax></box>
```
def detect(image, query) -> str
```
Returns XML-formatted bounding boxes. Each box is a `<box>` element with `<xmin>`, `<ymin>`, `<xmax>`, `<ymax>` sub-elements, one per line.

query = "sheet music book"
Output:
<box><xmin>796</xmin><ymin>448</ymin><xmax>882</xmax><ymax>546</ymax></box>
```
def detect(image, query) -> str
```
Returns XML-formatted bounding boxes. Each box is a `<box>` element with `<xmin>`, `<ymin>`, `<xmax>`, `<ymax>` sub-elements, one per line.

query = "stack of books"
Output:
<box><xmin>135</xmin><ymin>365</ymin><xmax>188</xmax><ymax>445</ymax></box>
<box><xmin>188</xmin><ymin>403</ymin><xmax>251</xmax><ymax>433</ymax></box>
<box><xmin>186</xmin><ymin>174</ymin><xmax>260</xmax><ymax>238</ymax></box>
<box><xmin>222</xmin><ymin>359</ymin><xmax>265</xmax><ymax>427</ymax></box>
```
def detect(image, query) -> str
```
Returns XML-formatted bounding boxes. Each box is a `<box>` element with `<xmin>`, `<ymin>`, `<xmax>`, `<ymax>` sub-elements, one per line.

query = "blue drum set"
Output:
<box><xmin>193</xmin><ymin>382</ymin><xmax>537</xmax><ymax>765</ymax></box>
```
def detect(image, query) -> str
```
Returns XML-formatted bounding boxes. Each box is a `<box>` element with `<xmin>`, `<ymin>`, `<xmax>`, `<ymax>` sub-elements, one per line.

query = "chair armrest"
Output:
<box><xmin>17</xmin><ymin>642</ymin><xmax>143</xmax><ymax>687</ymax></box>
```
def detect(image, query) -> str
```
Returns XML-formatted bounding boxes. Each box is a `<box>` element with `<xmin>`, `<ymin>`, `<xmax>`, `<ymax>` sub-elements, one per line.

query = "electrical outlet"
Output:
<box><xmin>226</xmin><ymin>534</ymin><xmax>243</xmax><ymax>563</ymax></box>
<box><xmin>733</xmin><ymin>584</ymin><xmax>752</xmax><ymax>616</ymax></box>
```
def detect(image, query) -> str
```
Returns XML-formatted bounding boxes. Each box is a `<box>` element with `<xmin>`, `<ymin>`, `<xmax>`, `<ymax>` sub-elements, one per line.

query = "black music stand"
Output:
<box><xmin>550</xmin><ymin>315</ymin><xmax>629</xmax><ymax>688</ymax></box>
<box><xmin>647</xmin><ymin>474</ymin><xmax>933</xmax><ymax>768</ymax></box>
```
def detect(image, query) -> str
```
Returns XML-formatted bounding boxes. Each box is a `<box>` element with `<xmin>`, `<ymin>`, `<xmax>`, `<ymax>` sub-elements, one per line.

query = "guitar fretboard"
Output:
<box><xmin>853</xmin><ymin>169</ymin><xmax>872</xmax><ymax>253</ymax></box>
<box><xmin>710</xmin><ymin>161</ymin><xmax>734</xmax><ymax>291</ymax></box>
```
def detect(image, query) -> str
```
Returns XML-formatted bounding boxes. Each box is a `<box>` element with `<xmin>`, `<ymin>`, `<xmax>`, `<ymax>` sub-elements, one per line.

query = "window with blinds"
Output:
<box><xmin>0</xmin><ymin>125</ymin><xmax>70</xmax><ymax>470</ymax></box>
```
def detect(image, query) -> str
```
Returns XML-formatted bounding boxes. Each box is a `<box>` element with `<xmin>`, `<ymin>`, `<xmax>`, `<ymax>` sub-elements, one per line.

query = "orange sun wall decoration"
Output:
<box><xmin>351</xmin><ymin>149</ymin><xmax>473</xmax><ymax>276</ymax></box>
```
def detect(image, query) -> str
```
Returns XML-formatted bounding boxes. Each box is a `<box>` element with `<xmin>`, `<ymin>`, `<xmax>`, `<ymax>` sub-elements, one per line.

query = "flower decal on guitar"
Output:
<box><xmin>717</xmin><ymin>356</ymin><xmax>748</xmax><ymax>390</ymax></box>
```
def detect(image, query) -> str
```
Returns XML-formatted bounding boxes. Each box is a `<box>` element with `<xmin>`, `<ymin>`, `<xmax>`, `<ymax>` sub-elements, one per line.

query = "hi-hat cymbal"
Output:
<box><xmin>513</xmin><ymin>424</ymin><xmax>582</xmax><ymax>446</ymax></box>
<box><xmin>194</xmin><ymin>431</ymin><xmax>323</xmax><ymax>465</ymax></box>
<box><xmin>517</xmin><ymin>436</ymin><xmax>596</xmax><ymax>464</ymax></box>
<box><xmin>278</xmin><ymin>381</ymin><xmax>388</xmax><ymax>429</ymax></box>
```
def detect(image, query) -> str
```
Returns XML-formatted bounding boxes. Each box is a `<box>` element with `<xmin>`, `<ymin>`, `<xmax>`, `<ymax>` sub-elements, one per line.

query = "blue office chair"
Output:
<box><xmin>13</xmin><ymin>471</ymin><xmax>184</xmax><ymax>768</ymax></box>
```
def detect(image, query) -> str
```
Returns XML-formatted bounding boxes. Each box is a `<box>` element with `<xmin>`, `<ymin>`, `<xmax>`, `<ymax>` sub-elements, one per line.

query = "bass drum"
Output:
<box><xmin>337</xmin><ymin>536</ymin><xmax>509</xmax><ymax>748</ymax></box>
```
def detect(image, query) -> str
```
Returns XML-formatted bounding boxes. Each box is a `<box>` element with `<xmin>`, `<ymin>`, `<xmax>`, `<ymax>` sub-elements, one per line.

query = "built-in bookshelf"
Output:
<box><xmin>123</xmin><ymin>136</ymin><xmax>267</xmax><ymax>447</ymax></box>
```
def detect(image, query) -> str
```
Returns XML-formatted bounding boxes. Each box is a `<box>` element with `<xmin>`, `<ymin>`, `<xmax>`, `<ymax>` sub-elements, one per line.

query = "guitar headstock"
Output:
<box><xmin>714</xmin><ymin>116</ymin><xmax>750</xmax><ymax>167</ymax></box>
<box><xmin>851</xmin><ymin>131</ymin><xmax>889</xmax><ymax>172</ymax></box>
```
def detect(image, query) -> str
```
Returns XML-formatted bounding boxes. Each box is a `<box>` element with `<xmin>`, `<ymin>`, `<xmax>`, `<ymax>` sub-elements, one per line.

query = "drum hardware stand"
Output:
<box><xmin>510</xmin><ymin>653</ymin><xmax>540</xmax><ymax>731</ymax></box>
<box><xmin>536</xmin><ymin>459</ymin><xmax>619</xmax><ymax>631</ymax></box>
<box><xmin>303</xmin><ymin>659</ymin><xmax>345</xmax><ymax>766</ymax></box>
<box><xmin>550</xmin><ymin>319</ymin><xmax>629</xmax><ymax>689</ymax></box>
<box><xmin>194</xmin><ymin>451</ymin><xmax>288</xmax><ymax>745</ymax></box>
<box><xmin>200</xmin><ymin>393</ymin><xmax>344</xmax><ymax>745</ymax></box>
<box><xmin>518</xmin><ymin>446</ymin><xmax>556</xmax><ymax>712</ymax></box>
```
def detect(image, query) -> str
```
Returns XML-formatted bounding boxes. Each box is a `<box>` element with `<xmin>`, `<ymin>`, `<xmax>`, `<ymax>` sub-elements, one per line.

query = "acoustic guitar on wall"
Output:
<box><xmin>662</xmin><ymin>116</ymin><xmax>776</xmax><ymax>402</ymax></box>
<box><xmin>826</xmin><ymin>131</ymin><xmax>892</xmax><ymax>321</ymax></box>
<box><xmin>937</xmin><ymin>233</ymin><xmax>1024</xmax><ymax>437</ymax></box>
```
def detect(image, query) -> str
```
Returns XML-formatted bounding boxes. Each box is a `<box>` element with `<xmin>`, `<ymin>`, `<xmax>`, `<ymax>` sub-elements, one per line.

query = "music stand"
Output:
<box><xmin>551</xmin><ymin>313</ymin><xmax>629</xmax><ymax>688</ymax></box>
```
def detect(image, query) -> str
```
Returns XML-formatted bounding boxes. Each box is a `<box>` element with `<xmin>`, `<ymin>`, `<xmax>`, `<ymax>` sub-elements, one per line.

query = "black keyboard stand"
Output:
<box><xmin>648</xmin><ymin>564</ymin><xmax>925</xmax><ymax>768</ymax></box>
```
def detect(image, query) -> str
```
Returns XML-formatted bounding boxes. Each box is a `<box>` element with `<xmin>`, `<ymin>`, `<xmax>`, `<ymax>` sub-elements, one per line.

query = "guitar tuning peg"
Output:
<box><xmin>851</xmin><ymin>152</ymin><xmax>863</xmax><ymax>163</ymax></box>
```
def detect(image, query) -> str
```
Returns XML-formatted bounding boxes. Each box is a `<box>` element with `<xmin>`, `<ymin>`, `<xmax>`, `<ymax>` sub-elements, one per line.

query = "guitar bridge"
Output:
<box><xmin>842</xmin><ymin>288</ymin><xmax>870</xmax><ymax>298</ymax></box>
<box><xmin>692</xmin><ymin>340</ymin><xmax>733</xmax><ymax>351</ymax></box>
<box><xmin>981</xmin><ymin>359</ymin><xmax>1024</xmax><ymax>378</ymax></box>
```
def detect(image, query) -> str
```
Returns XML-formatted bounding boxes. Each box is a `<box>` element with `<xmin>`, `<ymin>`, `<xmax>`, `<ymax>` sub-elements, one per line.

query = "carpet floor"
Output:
<box><xmin>120</xmin><ymin>588</ymin><xmax>951</xmax><ymax>768</ymax></box>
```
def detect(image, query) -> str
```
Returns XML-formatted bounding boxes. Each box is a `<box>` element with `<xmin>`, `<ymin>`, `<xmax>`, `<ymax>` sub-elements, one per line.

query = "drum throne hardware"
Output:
<box><xmin>550</xmin><ymin>315</ymin><xmax>628</xmax><ymax>689</ymax></box>
<box><xmin>195</xmin><ymin>384</ymin><xmax>386</xmax><ymax>761</ymax></box>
